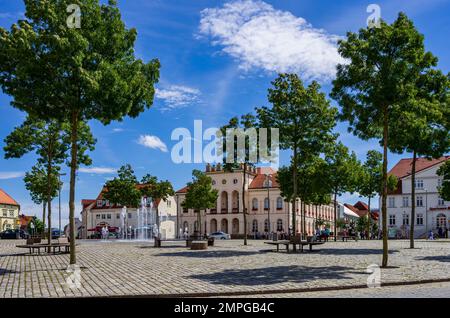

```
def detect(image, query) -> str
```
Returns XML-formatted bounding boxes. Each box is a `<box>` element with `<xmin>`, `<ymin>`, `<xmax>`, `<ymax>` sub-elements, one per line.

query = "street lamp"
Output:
<box><xmin>265</xmin><ymin>173</ymin><xmax>272</xmax><ymax>238</ymax></box>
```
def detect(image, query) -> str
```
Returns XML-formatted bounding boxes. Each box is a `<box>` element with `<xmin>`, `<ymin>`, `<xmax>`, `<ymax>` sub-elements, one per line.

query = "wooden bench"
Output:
<box><xmin>190</xmin><ymin>241</ymin><xmax>208</xmax><ymax>250</ymax></box>
<box><xmin>16</xmin><ymin>237</ymin><xmax>70</xmax><ymax>255</ymax></box>
<box><xmin>298</xmin><ymin>241</ymin><xmax>325</xmax><ymax>252</ymax></box>
<box><xmin>341</xmin><ymin>236</ymin><xmax>358</xmax><ymax>242</ymax></box>
<box><xmin>264</xmin><ymin>240</ymin><xmax>291</xmax><ymax>252</ymax></box>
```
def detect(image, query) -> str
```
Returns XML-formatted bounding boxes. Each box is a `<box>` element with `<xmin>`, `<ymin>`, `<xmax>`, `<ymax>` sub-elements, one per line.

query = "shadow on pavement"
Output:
<box><xmin>317</xmin><ymin>248</ymin><xmax>400</xmax><ymax>256</ymax></box>
<box><xmin>189</xmin><ymin>265</ymin><xmax>364</xmax><ymax>286</ymax></box>
<box><xmin>417</xmin><ymin>255</ymin><xmax>450</xmax><ymax>263</ymax></box>
<box><xmin>155</xmin><ymin>250</ymin><xmax>270</xmax><ymax>258</ymax></box>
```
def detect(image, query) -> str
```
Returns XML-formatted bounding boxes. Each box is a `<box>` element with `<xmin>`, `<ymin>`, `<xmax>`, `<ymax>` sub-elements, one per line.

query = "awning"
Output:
<box><xmin>87</xmin><ymin>226</ymin><xmax>119</xmax><ymax>232</ymax></box>
<box><xmin>342</xmin><ymin>205</ymin><xmax>360</xmax><ymax>218</ymax></box>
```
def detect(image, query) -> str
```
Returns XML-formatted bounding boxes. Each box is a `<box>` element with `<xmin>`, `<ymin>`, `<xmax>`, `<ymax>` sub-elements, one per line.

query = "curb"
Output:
<box><xmin>102</xmin><ymin>277</ymin><xmax>450</xmax><ymax>298</ymax></box>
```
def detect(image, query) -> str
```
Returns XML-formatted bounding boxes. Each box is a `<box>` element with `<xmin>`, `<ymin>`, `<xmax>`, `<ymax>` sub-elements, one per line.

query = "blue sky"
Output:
<box><xmin>0</xmin><ymin>0</ymin><xmax>449</xmax><ymax>226</ymax></box>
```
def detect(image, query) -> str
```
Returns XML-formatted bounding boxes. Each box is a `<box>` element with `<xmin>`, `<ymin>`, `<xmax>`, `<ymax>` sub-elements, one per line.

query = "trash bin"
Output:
<box><xmin>208</xmin><ymin>237</ymin><xmax>215</xmax><ymax>246</ymax></box>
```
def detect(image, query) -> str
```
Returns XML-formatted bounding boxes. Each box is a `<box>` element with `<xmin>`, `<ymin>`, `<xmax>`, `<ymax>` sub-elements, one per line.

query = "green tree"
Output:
<box><xmin>257</xmin><ymin>74</ymin><xmax>337</xmax><ymax>250</ymax></box>
<box><xmin>4</xmin><ymin>116</ymin><xmax>93</xmax><ymax>244</ymax></box>
<box><xmin>23</xmin><ymin>164</ymin><xmax>59</xmax><ymax>234</ymax></box>
<box><xmin>324</xmin><ymin>142</ymin><xmax>361</xmax><ymax>241</ymax></box>
<box><xmin>330</xmin><ymin>13</ymin><xmax>438</xmax><ymax>267</ymax></box>
<box><xmin>103</xmin><ymin>165</ymin><xmax>141</xmax><ymax>208</ymax></box>
<box><xmin>359</xmin><ymin>150</ymin><xmax>383</xmax><ymax>240</ymax></box>
<box><xmin>277</xmin><ymin>156</ymin><xmax>332</xmax><ymax>237</ymax></box>
<box><xmin>220</xmin><ymin>113</ymin><xmax>258</xmax><ymax>245</ymax></box>
<box><xmin>437</xmin><ymin>160</ymin><xmax>450</xmax><ymax>201</ymax></box>
<box><xmin>182</xmin><ymin>170</ymin><xmax>219</xmax><ymax>238</ymax></box>
<box><xmin>140</xmin><ymin>175</ymin><xmax>174</xmax><ymax>239</ymax></box>
<box><xmin>0</xmin><ymin>0</ymin><xmax>160</xmax><ymax>264</ymax></box>
<box><xmin>388</xmin><ymin>71</ymin><xmax>449</xmax><ymax>248</ymax></box>
<box><xmin>28</xmin><ymin>216</ymin><xmax>44</xmax><ymax>236</ymax></box>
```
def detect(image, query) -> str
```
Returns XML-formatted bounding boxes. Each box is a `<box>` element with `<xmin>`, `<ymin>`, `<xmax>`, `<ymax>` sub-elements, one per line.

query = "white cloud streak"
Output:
<box><xmin>198</xmin><ymin>0</ymin><xmax>346</xmax><ymax>82</ymax></box>
<box><xmin>155</xmin><ymin>85</ymin><xmax>201</xmax><ymax>110</ymax></box>
<box><xmin>78</xmin><ymin>167</ymin><xmax>116</xmax><ymax>174</ymax></box>
<box><xmin>0</xmin><ymin>171</ymin><xmax>25</xmax><ymax>180</ymax></box>
<box><xmin>137</xmin><ymin>135</ymin><xmax>168</xmax><ymax>152</ymax></box>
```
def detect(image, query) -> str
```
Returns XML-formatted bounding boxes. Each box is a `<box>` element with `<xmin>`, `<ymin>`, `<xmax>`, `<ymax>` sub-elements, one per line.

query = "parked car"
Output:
<box><xmin>0</xmin><ymin>229</ymin><xmax>20</xmax><ymax>239</ymax></box>
<box><xmin>51</xmin><ymin>228</ymin><xmax>63</xmax><ymax>239</ymax></box>
<box><xmin>208</xmin><ymin>231</ymin><xmax>231</xmax><ymax>240</ymax></box>
<box><xmin>19</xmin><ymin>229</ymin><xmax>30</xmax><ymax>239</ymax></box>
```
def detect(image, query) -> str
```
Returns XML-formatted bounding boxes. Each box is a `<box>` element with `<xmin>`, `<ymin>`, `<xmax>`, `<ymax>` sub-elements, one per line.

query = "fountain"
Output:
<box><xmin>117</xmin><ymin>197</ymin><xmax>156</xmax><ymax>242</ymax></box>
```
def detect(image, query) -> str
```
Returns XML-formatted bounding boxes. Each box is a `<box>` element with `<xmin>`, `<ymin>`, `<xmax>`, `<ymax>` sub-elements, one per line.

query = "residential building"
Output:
<box><xmin>381</xmin><ymin>156</ymin><xmax>449</xmax><ymax>238</ymax></box>
<box><xmin>175</xmin><ymin>164</ymin><xmax>336</xmax><ymax>238</ymax></box>
<box><xmin>343</xmin><ymin>201</ymin><xmax>379</xmax><ymax>221</ymax></box>
<box><xmin>80</xmin><ymin>186</ymin><xmax>177</xmax><ymax>239</ymax></box>
<box><xmin>0</xmin><ymin>189</ymin><xmax>20</xmax><ymax>231</ymax></box>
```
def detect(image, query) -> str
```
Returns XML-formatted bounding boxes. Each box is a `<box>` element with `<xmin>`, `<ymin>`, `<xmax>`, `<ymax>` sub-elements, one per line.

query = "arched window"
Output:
<box><xmin>264</xmin><ymin>219</ymin><xmax>269</xmax><ymax>232</ymax></box>
<box><xmin>264</xmin><ymin>198</ymin><xmax>269</xmax><ymax>210</ymax></box>
<box><xmin>194</xmin><ymin>221</ymin><xmax>199</xmax><ymax>232</ymax></box>
<box><xmin>276</xmin><ymin>197</ymin><xmax>283</xmax><ymax>209</ymax></box>
<box><xmin>277</xmin><ymin>219</ymin><xmax>283</xmax><ymax>232</ymax></box>
<box><xmin>252</xmin><ymin>220</ymin><xmax>258</xmax><ymax>233</ymax></box>
<box><xmin>252</xmin><ymin>198</ymin><xmax>258</xmax><ymax>210</ymax></box>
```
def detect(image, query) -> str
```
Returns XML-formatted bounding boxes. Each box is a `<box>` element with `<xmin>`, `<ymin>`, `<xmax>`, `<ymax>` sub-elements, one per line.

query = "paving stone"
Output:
<box><xmin>0</xmin><ymin>239</ymin><xmax>449</xmax><ymax>297</ymax></box>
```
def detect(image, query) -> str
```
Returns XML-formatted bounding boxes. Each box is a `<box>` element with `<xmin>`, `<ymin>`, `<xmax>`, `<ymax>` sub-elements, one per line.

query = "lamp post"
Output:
<box><xmin>265</xmin><ymin>173</ymin><xmax>271</xmax><ymax>238</ymax></box>
<box><xmin>57</xmin><ymin>172</ymin><xmax>67</xmax><ymax>236</ymax></box>
<box><xmin>424</xmin><ymin>188</ymin><xmax>429</xmax><ymax>234</ymax></box>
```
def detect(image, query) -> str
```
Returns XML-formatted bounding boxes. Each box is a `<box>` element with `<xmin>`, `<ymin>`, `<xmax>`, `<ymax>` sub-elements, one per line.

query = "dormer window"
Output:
<box><xmin>97</xmin><ymin>200</ymin><xmax>103</xmax><ymax>207</ymax></box>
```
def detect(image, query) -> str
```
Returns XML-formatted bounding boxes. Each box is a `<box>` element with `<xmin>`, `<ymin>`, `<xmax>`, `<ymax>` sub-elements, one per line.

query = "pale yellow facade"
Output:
<box><xmin>0</xmin><ymin>204</ymin><xmax>20</xmax><ymax>231</ymax></box>
<box><xmin>175</xmin><ymin>164</ymin><xmax>336</xmax><ymax>238</ymax></box>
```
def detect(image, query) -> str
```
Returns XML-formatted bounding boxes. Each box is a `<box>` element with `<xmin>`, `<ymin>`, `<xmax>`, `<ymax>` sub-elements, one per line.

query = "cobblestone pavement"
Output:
<box><xmin>0</xmin><ymin>239</ymin><xmax>449</xmax><ymax>298</ymax></box>
<box><xmin>249</xmin><ymin>281</ymin><xmax>450</xmax><ymax>298</ymax></box>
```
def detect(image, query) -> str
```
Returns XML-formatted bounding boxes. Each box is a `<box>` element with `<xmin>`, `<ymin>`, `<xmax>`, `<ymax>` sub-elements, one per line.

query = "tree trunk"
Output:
<box><xmin>367</xmin><ymin>196</ymin><xmax>371</xmax><ymax>240</ymax></box>
<box><xmin>69</xmin><ymin>111</ymin><xmax>79</xmax><ymax>265</ymax></box>
<box><xmin>334</xmin><ymin>192</ymin><xmax>337</xmax><ymax>242</ymax></box>
<box><xmin>156</xmin><ymin>206</ymin><xmax>160</xmax><ymax>239</ymax></box>
<box><xmin>47</xmin><ymin>161</ymin><xmax>52</xmax><ymax>247</ymax></box>
<box><xmin>410</xmin><ymin>151</ymin><xmax>417</xmax><ymax>248</ymax></box>
<box><xmin>381</xmin><ymin>107</ymin><xmax>389</xmax><ymax>268</ymax></box>
<box><xmin>243</xmin><ymin>163</ymin><xmax>248</xmax><ymax>245</ymax></box>
<box><xmin>42</xmin><ymin>201</ymin><xmax>46</xmax><ymax>235</ymax></box>
<box><xmin>292</xmin><ymin>147</ymin><xmax>298</xmax><ymax>251</ymax></box>
<box><xmin>303</xmin><ymin>202</ymin><xmax>306</xmax><ymax>238</ymax></box>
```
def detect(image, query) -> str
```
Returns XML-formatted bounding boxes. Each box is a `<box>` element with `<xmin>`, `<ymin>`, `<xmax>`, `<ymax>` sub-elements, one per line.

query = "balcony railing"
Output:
<box><xmin>232</xmin><ymin>208</ymin><xmax>239</xmax><ymax>213</ymax></box>
<box><xmin>210</xmin><ymin>209</ymin><xmax>217</xmax><ymax>214</ymax></box>
<box><xmin>221</xmin><ymin>208</ymin><xmax>228</xmax><ymax>214</ymax></box>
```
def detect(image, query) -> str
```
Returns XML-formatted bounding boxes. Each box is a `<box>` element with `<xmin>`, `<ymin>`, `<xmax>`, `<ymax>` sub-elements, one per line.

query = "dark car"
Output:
<box><xmin>51</xmin><ymin>228</ymin><xmax>63</xmax><ymax>239</ymax></box>
<box><xmin>0</xmin><ymin>229</ymin><xmax>20</xmax><ymax>239</ymax></box>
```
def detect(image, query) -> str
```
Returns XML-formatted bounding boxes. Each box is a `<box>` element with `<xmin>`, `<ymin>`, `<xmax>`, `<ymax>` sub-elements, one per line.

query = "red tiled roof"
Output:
<box><xmin>388</xmin><ymin>156</ymin><xmax>449</xmax><ymax>179</ymax></box>
<box><xmin>19</xmin><ymin>215</ymin><xmax>33</xmax><ymax>226</ymax></box>
<box><xmin>81</xmin><ymin>199</ymin><xmax>95</xmax><ymax>209</ymax></box>
<box><xmin>0</xmin><ymin>189</ymin><xmax>19</xmax><ymax>206</ymax></box>
<box><xmin>345</xmin><ymin>201</ymin><xmax>378</xmax><ymax>220</ymax></box>
<box><xmin>249</xmin><ymin>168</ymin><xmax>278</xmax><ymax>189</ymax></box>
<box><xmin>175</xmin><ymin>186</ymin><xmax>189</xmax><ymax>194</ymax></box>
<box><xmin>354</xmin><ymin>201</ymin><xmax>369</xmax><ymax>211</ymax></box>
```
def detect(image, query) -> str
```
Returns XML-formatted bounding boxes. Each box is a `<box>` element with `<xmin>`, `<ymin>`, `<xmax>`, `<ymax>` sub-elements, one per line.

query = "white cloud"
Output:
<box><xmin>198</xmin><ymin>0</ymin><xmax>346</xmax><ymax>82</ymax></box>
<box><xmin>78</xmin><ymin>167</ymin><xmax>116</xmax><ymax>174</ymax></box>
<box><xmin>0</xmin><ymin>171</ymin><xmax>25</xmax><ymax>180</ymax></box>
<box><xmin>137</xmin><ymin>135</ymin><xmax>168</xmax><ymax>152</ymax></box>
<box><xmin>155</xmin><ymin>85</ymin><xmax>201</xmax><ymax>110</ymax></box>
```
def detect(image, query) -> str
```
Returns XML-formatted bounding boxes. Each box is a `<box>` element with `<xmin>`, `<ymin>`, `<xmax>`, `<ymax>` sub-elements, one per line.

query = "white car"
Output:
<box><xmin>208</xmin><ymin>231</ymin><xmax>231</xmax><ymax>240</ymax></box>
